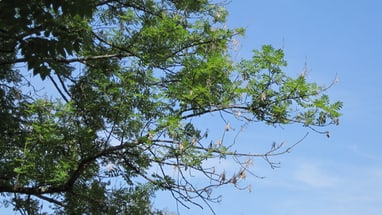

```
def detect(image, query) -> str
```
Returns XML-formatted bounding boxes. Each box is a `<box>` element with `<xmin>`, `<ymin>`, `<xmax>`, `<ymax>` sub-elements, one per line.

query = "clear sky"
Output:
<box><xmin>156</xmin><ymin>0</ymin><xmax>382</xmax><ymax>214</ymax></box>
<box><xmin>2</xmin><ymin>1</ymin><xmax>381</xmax><ymax>215</ymax></box>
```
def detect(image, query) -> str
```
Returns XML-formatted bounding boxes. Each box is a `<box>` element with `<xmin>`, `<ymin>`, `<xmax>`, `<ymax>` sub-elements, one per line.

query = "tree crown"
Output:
<box><xmin>0</xmin><ymin>0</ymin><xmax>341</xmax><ymax>214</ymax></box>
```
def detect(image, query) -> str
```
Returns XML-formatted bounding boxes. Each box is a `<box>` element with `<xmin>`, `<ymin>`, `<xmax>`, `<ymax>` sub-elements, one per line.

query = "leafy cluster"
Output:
<box><xmin>0</xmin><ymin>0</ymin><xmax>342</xmax><ymax>214</ymax></box>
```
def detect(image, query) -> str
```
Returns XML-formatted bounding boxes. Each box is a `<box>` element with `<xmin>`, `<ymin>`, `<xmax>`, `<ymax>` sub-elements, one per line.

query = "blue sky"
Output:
<box><xmin>155</xmin><ymin>1</ymin><xmax>382</xmax><ymax>214</ymax></box>
<box><xmin>2</xmin><ymin>1</ymin><xmax>381</xmax><ymax>215</ymax></box>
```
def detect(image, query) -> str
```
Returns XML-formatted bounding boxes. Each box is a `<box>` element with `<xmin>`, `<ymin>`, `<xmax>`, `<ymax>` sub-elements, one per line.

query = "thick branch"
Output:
<box><xmin>0</xmin><ymin>140</ymin><xmax>142</xmax><ymax>196</ymax></box>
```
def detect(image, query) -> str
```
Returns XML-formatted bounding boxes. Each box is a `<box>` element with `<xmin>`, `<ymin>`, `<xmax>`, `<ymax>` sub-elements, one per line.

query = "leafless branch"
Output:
<box><xmin>48</xmin><ymin>74</ymin><xmax>69</xmax><ymax>102</ymax></box>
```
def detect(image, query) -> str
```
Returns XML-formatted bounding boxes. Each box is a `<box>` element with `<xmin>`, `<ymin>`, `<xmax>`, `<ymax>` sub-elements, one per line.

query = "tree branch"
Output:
<box><xmin>34</xmin><ymin>194</ymin><xmax>65</xmax><ymax>207</ymax></box>
<box><xmin>0</xmin><ymin>54</ymin><xmax>125</xmax><ymax>66</ymax></box>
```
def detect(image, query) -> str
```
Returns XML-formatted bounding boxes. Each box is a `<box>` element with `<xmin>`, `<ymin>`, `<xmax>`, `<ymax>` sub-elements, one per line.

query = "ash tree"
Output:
<box><xmin>0</xmin><ymin>0</ymin><xmax>342</xmax><ymax>214</ymax></box>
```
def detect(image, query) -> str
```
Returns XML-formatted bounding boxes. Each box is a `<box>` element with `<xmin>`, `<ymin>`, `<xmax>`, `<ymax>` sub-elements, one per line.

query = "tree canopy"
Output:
<box><xmin>0</xmin><ymin>0</ymin><xmax>342</xmax><ymax>214</ymax></box>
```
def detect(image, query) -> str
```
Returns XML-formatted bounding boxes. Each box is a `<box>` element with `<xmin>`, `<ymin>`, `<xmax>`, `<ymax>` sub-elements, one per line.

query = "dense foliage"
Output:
<box><xmin>0</xmin><ymin>0</ymin><xmax>342</xmax><ymax>214</ymax></box>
